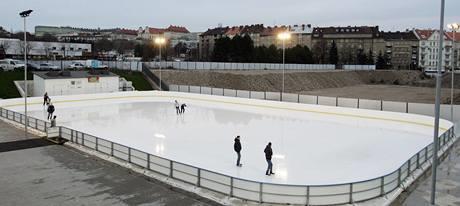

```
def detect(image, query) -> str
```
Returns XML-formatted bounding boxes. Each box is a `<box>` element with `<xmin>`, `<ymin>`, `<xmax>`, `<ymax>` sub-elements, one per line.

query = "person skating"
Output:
<box><xmin>180</xmin><ymin>103</ymin><xmax>187</xmax><ymax>114</ymax></box>
<box><xmin>264</xmin><ymin>142</ymin><xmax>274</xmax><ymax>175</ymax></box>
<box><xmin>174</xmin><ymin>100</ymin><xmax>180</xmax><ymax>115</ymax></box>
<box><xmin>234</xmin><ymin>136</ymin><xmax>242</xmax><ymax>167</ymax></box>
<box><xmin>43</xmin><ymin>92</ymin><xmax>50</xmax><ymax>106</ymax></box>
<box><xmin>47</xmin><ymin>103</ymin><xmax>55</xmax><ymax>120</ymax></box>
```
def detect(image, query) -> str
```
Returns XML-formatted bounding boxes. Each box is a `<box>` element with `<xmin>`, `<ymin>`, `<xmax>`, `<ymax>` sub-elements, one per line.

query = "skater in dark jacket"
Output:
<box><xmin>180</xmin><ymin>103</ymin><xmax>187</xmax><ymax>114</ymax></box>
<box><xmin>43</xmin><ymin>92</ymin><xmax>50</xmax><ymax>106</ymax></box>
<box><xmin>47</xmin><ymin>103</ymin><xmax>55</xmax><ymax>120</ymax></box>
<box><xmin>234</xmin><ymin>136</ymin><xmax>242</xmax><ymax>167</ymax></box>
<box><xmin>264</xmin><ymin>142</ymin><xmax>274</xmax><ymax>175</ymax></box>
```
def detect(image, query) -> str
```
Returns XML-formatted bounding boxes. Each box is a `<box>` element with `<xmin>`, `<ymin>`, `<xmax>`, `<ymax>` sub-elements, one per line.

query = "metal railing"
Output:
<box><xmin>0</xmin><ymin>103</ymin><xmax>456</xmax><ymax>205</ymax></box>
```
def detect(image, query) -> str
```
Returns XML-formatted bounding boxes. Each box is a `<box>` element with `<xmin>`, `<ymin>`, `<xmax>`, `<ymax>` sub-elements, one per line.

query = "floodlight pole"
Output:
<box><xmin>282</xmin><ymin>38</ymin><xmax>286</xmax><ymax>97</ymax></box>
<box><xmin>20</xmin><ymin>10</ymin><xmax>32</xmax><ymax>138</ymax></box>
<box><xmin>159</xmin><ymin>41</ymin><xmax>162</xmax><ymax>91</ymax></box>
<box><xmin>430</xmin><ymin>0</ymin><xmax>445</xmax><ymax>204</ymax></box>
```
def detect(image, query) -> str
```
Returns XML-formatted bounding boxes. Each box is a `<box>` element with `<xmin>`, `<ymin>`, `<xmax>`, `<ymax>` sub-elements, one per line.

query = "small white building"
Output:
<box><xmin>33</xmin><ymin>71</ymin><xmax>120</xmax><ymax>97</ymax></box>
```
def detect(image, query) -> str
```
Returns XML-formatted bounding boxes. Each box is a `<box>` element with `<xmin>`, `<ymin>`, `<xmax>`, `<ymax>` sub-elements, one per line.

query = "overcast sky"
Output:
<box><xmin>1</xmin><ymin>0</ymin><xmax>459</xmax><ymax>33</ymax></box>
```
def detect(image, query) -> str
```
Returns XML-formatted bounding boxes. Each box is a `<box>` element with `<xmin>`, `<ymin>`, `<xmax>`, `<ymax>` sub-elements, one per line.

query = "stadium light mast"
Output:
<box><xmin>431</xmin><ymin>0</ymin><xmax>445</xmax><ymax>204</ymax></box>
<box><xmin>19</xmin><ymin>9</ymin><xmax>33</xmax><ymax>138</ymax></box>
<box><xmin>155</xmin><ymin>37</ymin><xmax>166</xmax><ymax>91</ymax></box>
<box><xmin>447</xmin><ymin>23</ymin><xmax>459</xmax><ymax>122</ymax></box>
<box><xmin>277</xmin><ymin>31</ymin><xmax>291</xmax><ymax>99</ymax></box>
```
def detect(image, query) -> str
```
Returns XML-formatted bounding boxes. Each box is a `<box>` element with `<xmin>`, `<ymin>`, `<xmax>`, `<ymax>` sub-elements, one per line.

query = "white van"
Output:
<box><xmin>0</xmin><ymin>59</ymin><xmax>25</xmax><ymax>71</ymax></box>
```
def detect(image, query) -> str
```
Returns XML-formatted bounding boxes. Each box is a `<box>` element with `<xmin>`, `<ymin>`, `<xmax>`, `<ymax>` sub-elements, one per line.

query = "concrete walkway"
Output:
<box><xmin>395</xmin><ymin>137</ymin><xmax>460</xmax><ymax>206</ymax></box>
<box><xmin>0</xmin><ymin>120</ymin><xmax>219</xmax><ymax>206</ymax></box>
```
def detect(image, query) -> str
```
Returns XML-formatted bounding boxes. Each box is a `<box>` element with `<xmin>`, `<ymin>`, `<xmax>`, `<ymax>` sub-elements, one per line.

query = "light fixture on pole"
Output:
<box><xmin>447</xmin><ymin>23</ymin><xmax>459</xmax><ymax>123</ymax></box>
<box><xmin>431</xmin><ymin>0</ymin><xmax>445</xmax><ymax>204</ymax></box>
<box><xmin>154</xmin><ymin>37</ymin><xmax>166</xmax><ymax>91</ymax></box>
<box><xmin>277</xmin><ymin>31</ymin><xmax>291</xmax><ymax>99</ymax></box>
<box><xmin>19</xmin><ymin>9</ymin><xmax>33</xmax><ymax>138</ymax></box>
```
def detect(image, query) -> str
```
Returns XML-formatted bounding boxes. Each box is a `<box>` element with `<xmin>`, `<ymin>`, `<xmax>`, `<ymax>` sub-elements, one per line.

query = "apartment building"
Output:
<box><xmin>0</xmin><ymin>38</ymin><xmax>91</xmax><ymax>58</ymax></box>
<box><xmin>447</xmin><ymin>32</ymin><xmax>460</xmax><ymax>70</ymax></box>
<box><xmin>311</xmin><ymin>26</ymin><xmax>385</xmax><ymax>64</ymax></box>
<box><xmin>381</xmin><ymin>31</ymin><xmax>418</xmax><ymax>69</ymax></box>
<box><xmin>414</xmin><ymin>30</ymin><xmax>453</xmax><ymax>71</ymax></box>
<box><xmin>199</xmin><ymin>24</ymin><xmax>313</xmax><ymax>60</ymax></box>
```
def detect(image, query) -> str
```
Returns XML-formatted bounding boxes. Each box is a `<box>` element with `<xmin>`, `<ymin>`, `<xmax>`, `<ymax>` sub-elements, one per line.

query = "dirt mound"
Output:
<box><xmin>153</xmin><ymin>69</ymin><xmax>425</xmax><ymax>93</ymax></box>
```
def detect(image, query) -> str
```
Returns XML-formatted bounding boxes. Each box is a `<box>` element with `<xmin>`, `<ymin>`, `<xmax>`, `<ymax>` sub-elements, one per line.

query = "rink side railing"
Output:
<box><xmin>0</xmin><ymin>106</ymin><xmax>456</xmax><ymax>205</ymax></box>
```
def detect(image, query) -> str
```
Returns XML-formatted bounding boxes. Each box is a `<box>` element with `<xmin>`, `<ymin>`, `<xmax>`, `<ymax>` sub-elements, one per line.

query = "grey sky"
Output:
<box><xmin>1</xmin><ymin>0</ymin><xmax>459</xmax><ymax>33</ymax></box>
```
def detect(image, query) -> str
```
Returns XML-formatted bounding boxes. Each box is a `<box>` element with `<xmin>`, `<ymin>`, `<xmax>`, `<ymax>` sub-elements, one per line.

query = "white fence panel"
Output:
<box><xmin>317</xmin><ymin>96</ymin><xmax>337</xmax><ymax>106</ymax></box>
<box><xmin>299</xmin><ymin>95</ymin><xmax>317</xmax><ymax>105</ymax></box>
<box><xmin>338</xmin><ymin>97</ymin><xmax>358</xmax><ymax>108</ymax></box>
<box><xmin>383</xmin><ymin>101</ymin><xmax>407</xmax><ymax>113</ymax></box>
<box><xmin>359</xmin><ymin>99</ymin><xmax>381</xmax><ymax>110</ymax></box>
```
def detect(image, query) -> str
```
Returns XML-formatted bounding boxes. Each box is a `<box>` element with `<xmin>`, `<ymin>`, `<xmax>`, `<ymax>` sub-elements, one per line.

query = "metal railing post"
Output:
<box><xmin>336</xmin><ymin>96</ymin><xmax>339</xmax><ymax>106</ymax></box>
<box><xmin>407</xmin><ymin>160</ymin><xmax>411</xmax><ymax>176</ymax></box>
<box><xmin>82</xmin><ymin>133</ymin><xmax>85</xmax><ymax>146</ymax></box>
<box><xmin>230</xmin><ymin>177</ymin><xmax>234</xmax><ymax>197</ymax></box>
<box><xmin>147</xmin><ymin>154</ymin><xmax>151</xmax><ymax>169</ymax></box>
<box><xmin>111</xmin><ymin>142</ymin><xmax>114</xmax><ymax>156</ymax></box>
<box><xmin>380</xmin><ymin>177</ymin><xmax>384</xmax><ymax>196</ymax></box>
<box><xmin>297</xmin><ymin>93</ymin><xmax>300</xmax><ymax>103</ymax></box>
<box><xmin>95</xmin><ymin>137</ymin><xmax>99</xmax><ymax>151</ymax></box>
<box><xmin>380</xmin><ymin>100</ymin><xmax>383</xmax><ymax>111</ymax></box>
<box><xmin>211</xmin><ymin>87</ymin><xmax>213</xmax><ymax>95</ymax></box>
<box><xmin>264</xmin><ymin>91</ymin><xmax>266</xmax><ymax>100</ymax></box>
<box><xmin>259</xmin><ymin>183</ymin><xmax>263</xmax><ymax>203</ymax></box>
<box><xmin>169</xmin><ymin>161</ymin><xmax>173</xmax><ymax>177</ymax></box>
<box><xmin>357</xmin><ymin>98</ymin><xmax>360</xmax><ymax>108</ymax></box>
<box><xmin>306</xmin><ymin>186</ymin><xmax>310</xmax><ymax>206</ymax></box>
<box><xmin>417</xmin><ymin>153</ymin><xmax>420</xmax><ymax>169</ymax></box>
<box><xmin>128</xmin><ymin>148</ymin><xmax>131</xmax><ymax>163</ymax></box>
<box><xmin>349</xmin><ymin>183</ymin><xmax>353</xmax><ymax>204</ymax></box>
<box><xmin>249</xmin><ymin>91</ymin><xmax>252</xmax><ymax>98</ymax></box>
<box><xmin>397</xmin><ymin>168</ymin><xmax>401</xmax><ymax>185</ymax></box>
<box><xmin>235</xmin><ymin>90</ymin><xmax>238</xmax><ymax>97</ymax></box>
<box><xmin>199</xmin><ymin>86</ymin><xmax>202</xmax><ymax>94</ymax></box>
<box><xmin>197</xmin><ymin>168</ymin><xmax>201</xmax><ymax>187</ymax></box>
<box><xmin>316</xmin><ymin>96</ymin><xmax>319</xmax><ymax>105</ymax></box>
<box><xmin>35</xmin><ymin>118</ymin><xmax>38</xmax><ymax>129</ymax></box>
<box><xmin>406</xmin><ymin>102</ymin><xmax>409</xmax><ymax>113</ymax></box>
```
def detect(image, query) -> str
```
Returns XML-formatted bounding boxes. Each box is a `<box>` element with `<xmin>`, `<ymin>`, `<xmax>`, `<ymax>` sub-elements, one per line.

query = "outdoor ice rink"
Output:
<box><xmin>3</xmin><ymin>91</ymin><xmax>453</xmax><ymax>185</ymax></box>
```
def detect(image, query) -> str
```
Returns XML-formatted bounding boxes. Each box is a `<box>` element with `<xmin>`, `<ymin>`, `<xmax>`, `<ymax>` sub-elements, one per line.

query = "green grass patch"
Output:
<box><xmin>0</xmin><ymin>71</ymin><xmax>32</xmax><ymax>99</ymax></box>
<box><xmin>111</xmin><ymin>70</ymin><xmax>153</xmax><ymax>91</ymax></box>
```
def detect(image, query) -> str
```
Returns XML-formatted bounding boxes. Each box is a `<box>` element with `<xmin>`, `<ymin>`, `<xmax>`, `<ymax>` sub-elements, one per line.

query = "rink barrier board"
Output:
<box><xmin>0</xmin><ymin>105</ymin><xmax>456</xmax><ymax>205</ymax></box>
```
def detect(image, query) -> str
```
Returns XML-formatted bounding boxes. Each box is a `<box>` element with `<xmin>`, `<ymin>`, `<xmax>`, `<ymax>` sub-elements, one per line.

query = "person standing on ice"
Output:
<box><xmin>174</xmin><ymin>100</ymin><xmax>180</xmax><ymax>115</ymax></box>
<box><xmin>264</xmin><ymin>142</ymin><xmax>274</xmax><ymax>176</ymax></box>
<box><xmin>47</xmin><ymin>103</ymin><xmax>55</xmax><ymax>120</ymax></box>
<box><xmin>234</xmin><ymin>136</ymin><xmax>242</xmax><ymax>167</ymax></box>
<box><xmin>43</xmin><ymin>92</ymin><xmax>50</xmax><ymax>106</ymax></box>
<box><xmin>180</xmin><ymin>103</ymin><xmax>187</xmax><ymax>114</ymax></box>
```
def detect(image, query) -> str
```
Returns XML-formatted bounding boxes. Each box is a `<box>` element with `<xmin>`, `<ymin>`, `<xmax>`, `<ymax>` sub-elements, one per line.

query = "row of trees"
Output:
<box><xmin>211</xmin><ymin>34</ymin><xmax>390</xmax><ymax>68</ymax></box>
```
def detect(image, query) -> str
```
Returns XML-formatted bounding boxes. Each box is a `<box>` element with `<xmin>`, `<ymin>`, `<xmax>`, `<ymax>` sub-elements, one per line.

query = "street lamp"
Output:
<box><xmin>431</xmin><ymin>0</ymin><xmax>445</xmax><ymax>204</ymax></box>
<box><xmin>154</xmin><ymin>37</ymin><xmax>166</xmax><ymax>91</ymax></box>
<box><xmin>19</xmin><ymin>9</ymin><xmax>33</xmax><ymax>138</ymax></box>
<box><xmin>447</xmin><ymin>23</ymin><xmax>459</xmax><ymax>123</ymax></box>
<box><xmin>277</xmin><ymin>31</ymin><xmax>291</xmax><ymax>99</ymax></box>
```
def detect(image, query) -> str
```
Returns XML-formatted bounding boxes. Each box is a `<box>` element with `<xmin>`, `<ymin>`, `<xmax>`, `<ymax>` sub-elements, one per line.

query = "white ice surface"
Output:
<box><xmin>9</xmin><ymin>94</ymin><xmax>441</xmax><ymax>185</ymax></box>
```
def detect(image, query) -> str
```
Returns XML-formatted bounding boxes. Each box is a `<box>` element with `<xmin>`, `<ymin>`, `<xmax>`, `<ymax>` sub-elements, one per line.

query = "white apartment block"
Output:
<box><xmin>414</xmin><ymin>30</ymin><xmax>453</xmax><ymax>71</ymax></box>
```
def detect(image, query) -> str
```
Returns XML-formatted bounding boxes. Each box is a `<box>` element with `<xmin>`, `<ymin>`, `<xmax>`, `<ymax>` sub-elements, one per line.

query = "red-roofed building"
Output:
<box><xmin>414</xmin><ymin>29</ymin><xmax>454</xmax><ymax>70</ymax></box>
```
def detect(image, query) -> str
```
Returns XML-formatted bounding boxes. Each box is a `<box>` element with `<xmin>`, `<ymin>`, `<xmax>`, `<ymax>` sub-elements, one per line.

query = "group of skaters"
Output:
<box><xmin>43</xmin><ymin>92</ymin><xmax>57</xmax><ymax>127</ymax></box>
<box><xmin>174</xmin><ymin>100</ymin><xmax>187</xmax><ymax>115</ymax></box>
<box><xmin>234</xmin><ymin>136</ymin><xmax>275</xmax><ymax>176</ymax></box>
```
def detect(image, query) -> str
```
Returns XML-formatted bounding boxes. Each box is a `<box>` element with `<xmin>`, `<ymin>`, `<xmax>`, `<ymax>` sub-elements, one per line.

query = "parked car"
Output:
<box><xmin>68</xmin><ymin>62</ymin><xmax>85</xmax><ymax>70</ymax></box>
<box><xmin>0</xmin><ymin>59</ymin><xmax>25</xmax><ymax>71</ymax></box>
<box><xmin>39</xmin><ymin>63</ymin><xmax>59</xmax><ymax>70</ymax></box>
<box><xmin>27</xmin><ymin>63</ymin><xmax>40</xmax><ymax>70</ymax></box>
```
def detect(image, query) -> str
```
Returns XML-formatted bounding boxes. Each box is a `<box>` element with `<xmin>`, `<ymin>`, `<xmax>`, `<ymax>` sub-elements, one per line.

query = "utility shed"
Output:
<box><xmin>33</xmin><ymin>70</ymin><xmax>119</xmax><ymax>96</ymax></box>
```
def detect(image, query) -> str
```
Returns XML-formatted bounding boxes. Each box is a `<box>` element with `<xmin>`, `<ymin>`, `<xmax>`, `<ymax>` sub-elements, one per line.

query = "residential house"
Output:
<box><xmin>381</xmin><ymin>31</ymin><xmax>419</xmax><ymax>69</ymax></box>
<box><xmin>414</xmin><ymin>29</ymin><xmax>453</xmax><ymax>71</ymax></box>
